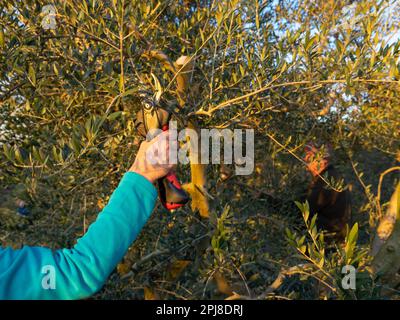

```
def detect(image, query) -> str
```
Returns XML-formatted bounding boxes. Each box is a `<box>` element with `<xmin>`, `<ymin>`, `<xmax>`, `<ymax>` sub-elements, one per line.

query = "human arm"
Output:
<box><xmin>0</xmin><ymin>131</ymin><xmax>174</xmax><ymax>300</ymax></box>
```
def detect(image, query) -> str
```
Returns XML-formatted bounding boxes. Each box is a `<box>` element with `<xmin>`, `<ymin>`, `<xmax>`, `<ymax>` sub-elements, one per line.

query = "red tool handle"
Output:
<box><xmin>157</xmin><ymin>125</ymin><xmax>189</xmax><ymax>211</ymax></box>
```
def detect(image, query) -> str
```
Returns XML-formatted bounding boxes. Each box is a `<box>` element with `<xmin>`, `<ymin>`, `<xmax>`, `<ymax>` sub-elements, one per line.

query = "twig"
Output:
<box><xmin>121</xmin><ymin>249</ymin><xmax>169</xmax><ymax>280</ymax></box>
<box><xmin>197</xmin><ymin>78</ymin><xmax>399</xmax><ymax>116</ymax></box>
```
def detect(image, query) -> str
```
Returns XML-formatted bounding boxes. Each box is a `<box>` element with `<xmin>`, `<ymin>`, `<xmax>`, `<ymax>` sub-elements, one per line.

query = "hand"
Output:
<box><xmin>129</xmin><ymin>130</ymin><xmax>176</xmax><ymax>183</ymax></box>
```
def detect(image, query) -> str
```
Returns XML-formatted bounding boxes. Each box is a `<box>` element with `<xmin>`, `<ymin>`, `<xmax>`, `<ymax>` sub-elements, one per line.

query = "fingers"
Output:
<box><xmin>130</xmin><ymin>130</ymin><xmax>177</xmax><ymax>182</ymax></box>
<box><xmin>144</xmin><ymin>130</ymin><xmax>177</xmax><ymax>169</ymax></box>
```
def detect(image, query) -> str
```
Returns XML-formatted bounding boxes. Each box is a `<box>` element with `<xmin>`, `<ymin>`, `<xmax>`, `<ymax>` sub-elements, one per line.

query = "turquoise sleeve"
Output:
<box><xmin>0</xmin><ymin>172</ymin><xmax>157</xmax><ymax>300</ymax></box>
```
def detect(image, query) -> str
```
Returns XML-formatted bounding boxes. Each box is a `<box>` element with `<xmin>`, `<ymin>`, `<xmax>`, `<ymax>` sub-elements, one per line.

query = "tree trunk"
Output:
<box><xmin>173</xmin><ymin>56</ymin><xmax>209</xmax><ymax>218</ymax></box>
<box><xmin>144</xmin><ymin>50</ymin><xmax>210</xmax><ymax>218</ymax></box>
<box><xmin>371</xmin><ymin>183</ymin><xmax>400</xmax><ymax>295</ymax></box>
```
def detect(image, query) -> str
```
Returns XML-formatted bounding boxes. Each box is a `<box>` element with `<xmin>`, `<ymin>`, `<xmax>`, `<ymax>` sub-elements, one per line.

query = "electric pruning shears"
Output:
<box><xmin>134</xmin><ymin>92</ymin><xmax>189</xmax><ymax>211</ymax></box>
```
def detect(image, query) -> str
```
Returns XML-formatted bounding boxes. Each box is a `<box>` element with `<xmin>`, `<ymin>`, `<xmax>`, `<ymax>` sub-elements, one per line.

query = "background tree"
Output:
<box><xmin>0</xmin><ymin>0</ymin><xmax>399</xmax><ymax>299</ymax></box>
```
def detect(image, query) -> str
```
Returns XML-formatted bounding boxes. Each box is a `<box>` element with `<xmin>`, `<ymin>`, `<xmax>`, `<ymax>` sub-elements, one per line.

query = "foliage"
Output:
<box><xmin>286</xmin><ymin>201</ymin><xmax>376</xmax><ymax>299</ymax></box>
<box><xmin>0</xmin><ymin>0</ymin><xmax>399</xmax><ymax>299</ymax></box>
